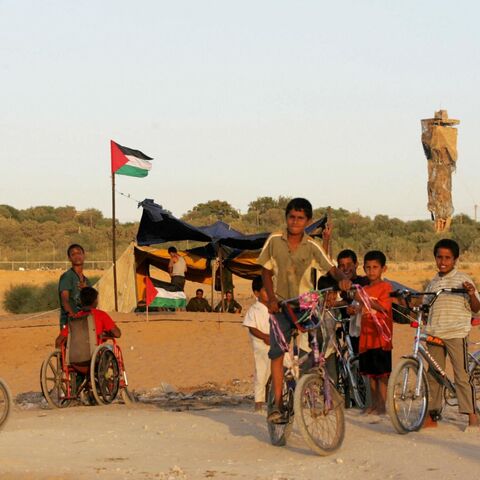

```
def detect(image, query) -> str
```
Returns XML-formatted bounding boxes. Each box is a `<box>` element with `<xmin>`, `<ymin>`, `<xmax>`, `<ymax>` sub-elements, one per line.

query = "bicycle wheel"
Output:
<box><xmin>90</xmin><ymin>346</ymin><xmax>120</xmax><ymax>405</ymax></box>
<box><xmin>468</xmin><ymin>351</ymin><xmax>480</xmax><ymax>413</ymax></box>
<box><xmin>265</xmin><ymin>375</ymin><xmax>295</xmax><ymax>446</ymax></box>
<box><xmin>294</xmin><ymin>373</ymin><xmax>345</xmax><ymax>456</ymax></box>
<box><xmin>40</xmin><ymin>350</ymin><xmax>72</xmax><ymax>409</ymax></box>
<box><xmin>349</xmin><ymin>357</ymin><xmax>368</xmax><ymax>409</ymax></box>
<box><xmin>387</xmin><ymin>358</ymin><xmax>428</xmax><ymax>434</ymax></box>
<box><xmin>0</xmin><ymin>378</ymin><xmax>12</xmax><ymax>429</ymax></box>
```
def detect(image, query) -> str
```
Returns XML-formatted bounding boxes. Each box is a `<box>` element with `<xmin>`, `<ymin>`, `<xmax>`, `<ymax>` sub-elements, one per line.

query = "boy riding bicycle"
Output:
<box><xmin>423</xmin><ymin>239</ymin><xmax>480</xmax><ymax>430</ymax></box>
<box><xmin>258</xmin><ymin>198</ymin><xmax>350</xmax><ymax>422</ymax></box>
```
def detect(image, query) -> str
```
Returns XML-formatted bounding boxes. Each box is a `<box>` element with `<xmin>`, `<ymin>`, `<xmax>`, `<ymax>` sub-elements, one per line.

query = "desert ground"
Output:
<box><xmin>0</xmin><ymin>265</ymin><xmax>479</xmax><ymax>479</ymax></box>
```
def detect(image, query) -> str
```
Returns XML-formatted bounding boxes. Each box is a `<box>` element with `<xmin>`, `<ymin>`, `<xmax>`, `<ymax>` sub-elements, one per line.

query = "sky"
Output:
<box><xmin>1</xmin><ymin>1</ymin><xmax>480</xmax><ymax>222</ymax></box>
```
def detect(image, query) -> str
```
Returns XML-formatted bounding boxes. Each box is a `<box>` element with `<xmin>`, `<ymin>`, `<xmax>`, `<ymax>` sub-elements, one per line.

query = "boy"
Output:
<box><xmin>318</xmin><ymin>249</ymin><xmax>369</xmax><ymax>353</ymax></box>
<box><xmin>258</xmin><ymin>198</ymin><xmax>350</xmax><ymax>422</ymax></box>
<box><xmin>423</xmin><ymin>239</ymin><xmax>479</xmax><ymax>430</ymax></box>
<box><xmin>357</xmin><ymin>250</ymin><xmax>393</xmax><ymax>415</ymax></box>
<box><xmin>56</xmin><ymin>287</ymin><xmax>121</xmax><ymax>348</ymax></box>
<box><xmin>58</xmin><ymin>244</ymin><xmax>91</xmax><ymax>329</ymax></box>
<box><xmin>242</xmin><ymin>276</ymin><xmax>270</xmax><ymax>411</ymax></box>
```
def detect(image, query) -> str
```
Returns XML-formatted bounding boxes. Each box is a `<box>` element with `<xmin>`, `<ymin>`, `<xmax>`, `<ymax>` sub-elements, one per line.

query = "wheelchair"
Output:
<box><xmin>40</xmin><ymin>314</ymin><xmax>133</xmax><ymax>408</ymax></box>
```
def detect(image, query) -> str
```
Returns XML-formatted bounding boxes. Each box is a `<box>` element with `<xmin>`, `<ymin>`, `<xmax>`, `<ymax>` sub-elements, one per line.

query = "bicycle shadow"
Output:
<box><xmin>346</xmin><ymin>409</ymin><xmax>480</xmax><ymax>463</ymax></box>
<box><xmin>188</xmin><ymin>405</ymin><xmax>321</xmax><ymax>456</ymax></box>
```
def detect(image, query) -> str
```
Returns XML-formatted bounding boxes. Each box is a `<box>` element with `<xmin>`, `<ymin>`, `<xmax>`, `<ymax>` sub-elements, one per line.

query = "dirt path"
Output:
<box><xmin>0</xmin><ymin>403</ymin><xmax>478</xmax><ymax>480</ymax></box>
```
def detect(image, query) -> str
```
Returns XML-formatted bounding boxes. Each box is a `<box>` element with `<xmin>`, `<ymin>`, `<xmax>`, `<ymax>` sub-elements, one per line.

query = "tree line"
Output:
<box><xmin>1</xmin><ymin>198</ymin><xmax>479</xmax><ymax>265</ymax></box>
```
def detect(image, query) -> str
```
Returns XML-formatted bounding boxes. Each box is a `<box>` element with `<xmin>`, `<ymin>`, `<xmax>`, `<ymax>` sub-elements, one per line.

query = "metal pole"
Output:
<box><xmin>112</xmin><ymin>173</ymin><xmax>118</xmax><ymax>311</ymax></box>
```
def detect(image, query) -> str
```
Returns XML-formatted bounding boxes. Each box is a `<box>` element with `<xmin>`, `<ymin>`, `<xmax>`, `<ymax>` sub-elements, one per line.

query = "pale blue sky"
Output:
<box><xmin>1</xmin><ymin>1</ymin><xmax>479</xmax><ymax>222</ymax></box>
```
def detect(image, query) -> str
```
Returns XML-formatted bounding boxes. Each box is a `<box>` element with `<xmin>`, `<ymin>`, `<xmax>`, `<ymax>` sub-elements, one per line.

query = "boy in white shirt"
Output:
<box><xmin>243</xmin><ymin>276</ymin><xmax>270</xmax><ymax>411</ymax></box>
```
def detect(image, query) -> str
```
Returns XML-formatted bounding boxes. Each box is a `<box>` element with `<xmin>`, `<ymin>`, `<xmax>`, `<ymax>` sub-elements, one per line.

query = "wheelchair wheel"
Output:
<box><xmin>294</xmin><ymin>373</ymin><xmax>345</xmax><ymax>456</ymax></box>
<box><xmin>387</xmin><ymin>358</ymin><xmax>428</xmax><ymax>434</ymax></box>
<box><xmin>90</xmin><ymin>345</ymin><xmax>120</xmax><ymax>405</ymax></box>
<box><xmin>40</xmin><ymin>350</ymin><xmax>72</xmax><ymax>409</ymax></box>
<box><xmin>0</xmin><ymin>378</ymin><xmax>12</xmax><ymax>429</ymax></box>
<box><xmin>120</xmin><ymin>387</ymin><xmax>136</xmax><ymax>406</ymax></box>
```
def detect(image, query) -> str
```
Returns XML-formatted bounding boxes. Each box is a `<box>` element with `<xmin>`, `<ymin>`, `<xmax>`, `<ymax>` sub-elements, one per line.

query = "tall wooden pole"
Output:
<box><xmin>111</xmin><ymin>174</ymin><xmax>119</xmax><ymax>311</ymax></box>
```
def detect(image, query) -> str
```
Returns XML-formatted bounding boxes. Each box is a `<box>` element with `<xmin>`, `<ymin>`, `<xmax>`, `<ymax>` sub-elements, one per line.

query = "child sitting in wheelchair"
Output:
<box><xmin>55</xmin><ymin>286</ymin><xmax>121</xmax><ymax>375</ymax></box>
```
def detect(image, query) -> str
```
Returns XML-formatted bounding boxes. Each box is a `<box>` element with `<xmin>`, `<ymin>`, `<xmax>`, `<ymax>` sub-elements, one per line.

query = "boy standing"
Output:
<box><xmin>58</xmin><ymin>244</ymin><xmax>91</xmax><ymax>329</ymax></box>
<box><xmin>258</xmin><ymin>198</ymin><xmax>350</xmax><ymax>422</ymax></box>
<box><xmin>424</xmin><ymin>239</ymin><xmax>479</xmax><ymax>430</ymax></box>
<box><xmin>357</xmin><ymin>251</ymin><xmax>393</xmax><ymax>415</ymax></box>
<box><xmin>243</xmin><ymin>276</ymin><xmax>270</xmax><ymax>411</ymax></box>
<box><xmin>168</xmin><ymin>247</ymin><xmax>187</xmax><ymax>291</ymax></box>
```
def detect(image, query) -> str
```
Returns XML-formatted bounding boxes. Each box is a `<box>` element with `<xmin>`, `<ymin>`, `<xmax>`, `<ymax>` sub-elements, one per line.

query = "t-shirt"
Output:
<box><xmin>425</xmin><ymin>268</ymin><xmax>479</xmax><ymax>339</ymax></box>
<box><xmin>243</xmin><ymin>300</ymin><xmax>270</xmax><ymax>348</ymax></box>
<box><xmin>60</xmin><ymin>308</ymin><xmax>117</xmax><ymax>345</ymax></box>
<box><xmin>186</xmin><ymin>297</ymin><xmax>212</xmax><ymax>312</ymax></box>
<box><xmin>257</xmin><ymin>230</ymin><xmax>334</xmax><ymax>300</ymax></box>
<box><xmin>243</xmin><ymin>300</ymin><xmax>270</xmax><ymax>333</ymax></box>
<box><xmin>58</xmin><ymin>269</ymin><xmax>91</xmax><ymax>328</ymax></box>
<box><xmin>359</xmin><ymin>281</ymin><xmax>393</xmax><ymax>353</ymax></box>
<box><xmin>170</xmin><ymin>256</ymin><xmax>187</xmax><ymax>277</ymax></box>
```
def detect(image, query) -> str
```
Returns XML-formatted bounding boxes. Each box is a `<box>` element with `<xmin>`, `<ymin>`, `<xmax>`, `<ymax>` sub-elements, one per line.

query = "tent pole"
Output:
<box><xmin>111</xmin><ymin>173</ymin><xmax>118</xmax><ymax>311</ymax></box>
<box><xmin>219</xmin><ymin>249</ymin><xmax>224</xmax><ymax>312</ymax></box>
<box><xmin>210</xmin><ymin>259</ymin><xmax>216</xmax><ymax>309</ymax></box>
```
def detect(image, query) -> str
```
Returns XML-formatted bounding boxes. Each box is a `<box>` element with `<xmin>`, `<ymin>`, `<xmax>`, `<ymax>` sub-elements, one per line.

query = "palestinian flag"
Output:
<box><xmin>150</xmin><ymin>287</ymin><xmax>187</xmax><ymax>309</ymax></box>
<box><xmin>111</xmin><ymin>140</ymin><xmax>153</xmax><ymax>178</ymax></box>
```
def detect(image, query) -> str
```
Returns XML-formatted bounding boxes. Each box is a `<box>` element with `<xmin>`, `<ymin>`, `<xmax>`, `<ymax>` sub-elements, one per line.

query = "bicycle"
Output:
<box><xmin>0</xmin><ymin>377</ymin><xmax>12</xmax><ymax>430</ymax></box>
<box><xmin>333</xmin><ymin>310</ymin><xmax>369</xmax><ymax>409</ymax></box>
<box><xmin>387</xmin><ymin>287</ymin><xmax>480</xmax><ymax>434</ymax></box>
<box><xmin>265</xmin><ymin>289</ymin><xmax>345</xmax><ymax>456</ymax></box>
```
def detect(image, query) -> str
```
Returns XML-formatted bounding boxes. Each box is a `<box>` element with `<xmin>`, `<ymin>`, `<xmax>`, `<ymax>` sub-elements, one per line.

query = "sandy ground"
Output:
<box><xmin>1</xmin><ymin>267</ymin><xmax>480</xmax><ymax>479</ymax></box>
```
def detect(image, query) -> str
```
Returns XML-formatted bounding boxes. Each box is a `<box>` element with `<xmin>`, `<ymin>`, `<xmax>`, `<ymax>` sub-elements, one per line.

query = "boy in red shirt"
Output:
<box><xmin>355</xmin><ymin>250</ymin><xmax>393</xmax><ymax>415</ymax></box>
<box><xmin>56</xmin><ymin>287</ymin><xmax>121</xmax><ymax>348</ymax></box>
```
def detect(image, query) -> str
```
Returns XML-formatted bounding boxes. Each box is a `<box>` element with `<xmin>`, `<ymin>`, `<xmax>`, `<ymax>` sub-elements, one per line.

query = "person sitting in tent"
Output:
<box><xmin>214</xmin><ymin>290</ymin><xmax>242</xmax><ymax>314</ymax></box>
<box><xmin>186</xmin><ymin>289</ymin><xmax>212</xmax><ymax>312</ymax></box>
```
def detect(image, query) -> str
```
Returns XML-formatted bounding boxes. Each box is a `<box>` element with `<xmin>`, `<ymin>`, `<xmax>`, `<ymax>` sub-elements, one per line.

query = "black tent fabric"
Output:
<box><xmin>136</xmin><ymin>198</ymin><xmax>327</xmax><ymax>250</ymax></box>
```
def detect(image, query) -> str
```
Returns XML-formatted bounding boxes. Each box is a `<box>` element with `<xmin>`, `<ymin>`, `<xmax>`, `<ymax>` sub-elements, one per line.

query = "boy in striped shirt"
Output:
<box><xmin>424</xmin><ymin>239</ymin><xmax>480</xmax><ymax>430</ymax></box>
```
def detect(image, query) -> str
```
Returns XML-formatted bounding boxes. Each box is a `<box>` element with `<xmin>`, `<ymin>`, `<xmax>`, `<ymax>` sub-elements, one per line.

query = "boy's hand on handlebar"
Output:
<box><xmin>463</xmin><ymin>281</ymin><xmax>476</xmax><ymax>297</ymax></box>
<box><xmin>338</xmin><ymin>279</ymin><xmax>352</xmax><ymax>292</ymax></box>
<box><xmin>267</xmin><ymin>298</ymin><xmax>280</xmax><ymax>314</ymax></box>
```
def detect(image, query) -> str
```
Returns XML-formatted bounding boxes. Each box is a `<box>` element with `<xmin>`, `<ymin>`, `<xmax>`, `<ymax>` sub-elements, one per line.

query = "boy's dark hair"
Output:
<box><xmin>196</xmin><ymin>288</ymin><xmax>204</xmax><ymax>294</ymax></box>
<box><xmin>364</xmin><ymin>250</ymin><xmax>387</xmax><ymax>267</ymax></box>
<box><xmin>433</xmin><ymin>238</ymin><xmax>460</xmax><ymax>259</ymax></box>
<box><xmin>285</xmin><ymin>198</ymin><xmax>313</xmax><ymax>220</ymax></box>
<box><xmin>80</xmin><ymin>287</ymin><xmax>98</xmax><ymax>307</ymax></box>
<box><xmin>67</xmin><ymin>244</ymin><xmax>84</xmax><ymax>257</ymax></box>
<box><xmin>252</xmin><ymin>275</ymin><xmax>263</xmax><ymax>292</ymax></box>
<box><xmin>337</xmin><ymin>249</ymin><xmax>358</xmax><ymax>264</ymax></box>
<box><xmin>168</xmin><ymin>246</ymin><xmax>177</xmax><ymax>254</ymax></box>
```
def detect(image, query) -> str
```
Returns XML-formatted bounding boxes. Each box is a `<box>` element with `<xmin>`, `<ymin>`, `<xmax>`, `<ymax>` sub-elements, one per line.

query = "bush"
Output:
<box><xmin>3</xmin><ymin>277</ymin><xmax>101</xmax><ymax>314</ymax></box>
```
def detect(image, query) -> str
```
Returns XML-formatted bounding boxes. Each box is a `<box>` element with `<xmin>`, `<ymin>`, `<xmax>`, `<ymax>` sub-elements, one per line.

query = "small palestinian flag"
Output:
<box><xmin>111</xmin><ymin>140</ymin><xmax>153</xmax><ymax>178</ymax></box>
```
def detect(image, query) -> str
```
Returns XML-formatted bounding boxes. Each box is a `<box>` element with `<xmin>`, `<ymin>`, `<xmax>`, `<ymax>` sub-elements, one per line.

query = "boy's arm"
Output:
<box><xmin>247</xmin><ymin>326</ymin><xmax>270</xmax><ymax>345</ymax></box>
<box><xmin>464</xmin><ymin>281</ymin><xmax>480</xmax><ymax>313</ymax></box>
<box><xmin>60</xmin><ymin>290</ymin><xmax>75</xmax><ymax>317</ymax></box>
<box><xmin>262</xmin><ymin>267</ymin><xmax>279</xmax><ymax>313</ymax></box>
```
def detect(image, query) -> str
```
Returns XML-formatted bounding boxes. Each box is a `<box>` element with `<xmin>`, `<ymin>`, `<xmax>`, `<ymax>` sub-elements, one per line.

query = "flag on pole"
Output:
<box><xmin>144</xmin><ymin>276</ymin><xmax>158</xmax><ymax>307</ymax></box>
<box><xmin>111</xmin><ymin>140</ymin><xmax>153</xmax><ymax>178</ymax></box>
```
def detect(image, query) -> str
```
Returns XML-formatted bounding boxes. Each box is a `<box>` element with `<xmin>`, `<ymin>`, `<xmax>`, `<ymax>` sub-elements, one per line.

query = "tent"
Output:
<box><xmin>97</xmin><ymin>199</ymin><xmax>328</xmax><ymax>312</ymax></box>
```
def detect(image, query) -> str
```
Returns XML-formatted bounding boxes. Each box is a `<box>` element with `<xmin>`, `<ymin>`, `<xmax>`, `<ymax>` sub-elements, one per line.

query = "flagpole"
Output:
<box><xmin>111</xmin><ymin>172</ymin><xmax>119</xmax><ymax>311</ymax></box>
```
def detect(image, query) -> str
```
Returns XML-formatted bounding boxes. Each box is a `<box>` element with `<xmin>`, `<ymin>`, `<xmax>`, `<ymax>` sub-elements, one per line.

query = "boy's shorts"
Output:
<box><xmin>359</xmin><ymin>348</ymin><xmax>392</xmax><ymax>377</ymax></box>
<box><xmin>268</xmin><ymin>308</ymin><xmax>301</xmax><ymax>360</ymax></box>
